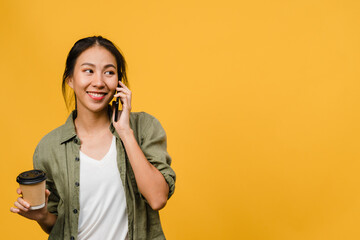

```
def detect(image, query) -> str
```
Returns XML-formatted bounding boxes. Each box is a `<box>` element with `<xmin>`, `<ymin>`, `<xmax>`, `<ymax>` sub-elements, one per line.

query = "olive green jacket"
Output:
<box><xmin>33</xmin><ymin>110</ymin><xmax>176</xmax><ymax>240</ymax></box>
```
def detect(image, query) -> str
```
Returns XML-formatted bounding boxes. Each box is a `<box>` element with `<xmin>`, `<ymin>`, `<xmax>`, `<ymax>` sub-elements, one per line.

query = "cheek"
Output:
<box><xmin>71</xmin><ymin>74</ymin><xmax>87</xmax><ymax>89</ymax></box>
<box><xmin>109</xmin><ymin>83</ymin><xmax>118</xmax><ymax>99</ymax></box>
<box><xmin>109</xmin><ymin>79</ymin><xmax>119</xmax><ymax>91</ymax></box>
<box><xmin>105</xmin><ymin>82</ymin><xmax>117</xmax><ymax>97</ymax></box>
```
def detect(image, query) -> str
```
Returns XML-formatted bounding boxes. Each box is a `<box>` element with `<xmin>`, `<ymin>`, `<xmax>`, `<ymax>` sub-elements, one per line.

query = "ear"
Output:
<box><xmin>67</xmin><ymin>77</ymin><xmax>74</xmax><ymax>89</ymax></box>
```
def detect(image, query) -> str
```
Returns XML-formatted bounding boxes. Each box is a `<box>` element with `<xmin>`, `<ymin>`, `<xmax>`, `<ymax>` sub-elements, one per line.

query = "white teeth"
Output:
<box><xmin>88</xmin><ymin>92</ymin><xmax>105</xmax><ymax>97</ymax></box>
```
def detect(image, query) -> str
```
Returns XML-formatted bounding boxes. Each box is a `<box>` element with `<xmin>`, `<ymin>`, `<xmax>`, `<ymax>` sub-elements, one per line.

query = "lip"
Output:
<box><xmin>87</xmin><ymin>91</ymin><xmax>107</xmax><ymax>100</ymax></box>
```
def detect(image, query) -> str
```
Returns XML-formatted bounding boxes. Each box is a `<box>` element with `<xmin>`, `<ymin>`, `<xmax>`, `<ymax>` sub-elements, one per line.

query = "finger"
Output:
<box><xmin>118</xmin><ymin>81</ymin><xmax>129</xmax><ymax>90</ymax></box>
<box><xmin>113</xmin><ymin>92</ymin><xmax>128</xmax><ymax>99</ymax></box>
<box><xmin>45</xmin><ymin>189</ymin><xmax>51</xmax><ymax>196</ymax></box>
<box><xmin>17</xmin><ymin>188</ymin><xmax>22</xmax><ymax>195</ymax></box>
<box><xmin>45</xmin><ymin>189</ymin><xmax>51</xmax><ymax>201</ymax></box>
<box><xmin>114</xmin><ymin>93</ymin><xmax>130</xmax><ymax>108</ymax></box>
<box><xmin>14</xmin><ymin>201</ymin><xmax>29</xmax><ymax>212</ymax></box>
<box><xmin>116</xmin><ymin>87</ymin><xmax>131</xmax><ymax>95</ymax></box>
<box><xmin>10</xmin><ymin>207</ymin><xmax>20</xmax><ymax>213</ymax></box>
<box><xmin>116</xmin><ymin>86</ymin><xmax>130</xmax><ymax>92</ymax></box>
<box><xmin>17</xmin><ymin>197</ymin><xmax>30</xmax><ymax>208</ymax></box>
<box><xmin>114</xmin><ymin>92</ymin><xmax>131</xmax><ymax>100</ymax></box>
<box><xmin>120</xmin><ymin>93</ymin><xmax>131</xmax><ymax>109</ymax></box>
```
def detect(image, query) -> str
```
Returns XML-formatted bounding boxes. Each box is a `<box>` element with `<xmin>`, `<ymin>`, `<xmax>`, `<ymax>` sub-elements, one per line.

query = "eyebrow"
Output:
<box><xmin>81</xmin><ymin>63</ymin><xmax>117</xmax><ymax>69</ymax></box>
<box><xmin>104</xmin><ymin>64</ymin><xmax>117</xmax><ymax>69</ymax></box>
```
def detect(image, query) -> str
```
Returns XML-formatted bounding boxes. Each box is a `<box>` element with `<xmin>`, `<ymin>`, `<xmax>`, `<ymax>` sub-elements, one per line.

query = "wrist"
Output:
<box><xmin>36</xmin><ymin>209</ymin><xmax>49</xmax><ymax>224</ymax></box>
<box><xmin>118</xmin><ymin>128</ymin><xmax>134</xmax><ymax>140</ymax></box>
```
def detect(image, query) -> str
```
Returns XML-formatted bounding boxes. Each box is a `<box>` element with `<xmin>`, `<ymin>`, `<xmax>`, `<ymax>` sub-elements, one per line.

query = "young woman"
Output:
<box><xmin>10</xmin><ymin>36</ymin><xmax>176</xmax><ymax>240</ymax></box>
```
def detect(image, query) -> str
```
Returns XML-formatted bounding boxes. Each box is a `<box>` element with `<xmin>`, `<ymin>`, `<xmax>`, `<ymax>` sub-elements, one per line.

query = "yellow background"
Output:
<box><xmin>1</xmin><ymin>0</ymin><xmax>360</xmax><ymax>239</ymax></box>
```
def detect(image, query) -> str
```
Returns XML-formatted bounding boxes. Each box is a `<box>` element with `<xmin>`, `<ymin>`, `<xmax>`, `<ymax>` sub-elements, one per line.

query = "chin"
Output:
<box><xmin>90</xmin><ymin>103</ymin><xmax>110</xmax><ymax>113</ymax></box>
<box><xmin>79</xmin><ymin>102</ymin><xmax>108</xmax><ymax>114</ymax></box>
<box><xmin>77</xmin><ymin>97</ymin><xmax>112</xmax><ymax>114</ymax></box>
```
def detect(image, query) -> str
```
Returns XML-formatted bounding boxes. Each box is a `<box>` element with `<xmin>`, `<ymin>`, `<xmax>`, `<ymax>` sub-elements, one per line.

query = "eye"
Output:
<box><xmin>105</xmin><ymin>71</ymin><xmax>115</xmax><ymax>75</ymax></box>
<box><xmin>84</xmin><ymin>69</ymin><xmax>93</xmax><ymax>73</ymax></box>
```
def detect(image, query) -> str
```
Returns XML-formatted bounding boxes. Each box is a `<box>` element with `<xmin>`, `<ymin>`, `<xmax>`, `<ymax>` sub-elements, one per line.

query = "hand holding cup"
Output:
<box><xmin>10</xmin><ymin>170</ymin><xmax>50</xmax><ymax>222</ymax></box>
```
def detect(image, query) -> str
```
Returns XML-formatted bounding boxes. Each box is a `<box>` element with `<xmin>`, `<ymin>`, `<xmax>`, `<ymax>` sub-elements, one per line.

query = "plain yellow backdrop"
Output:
<box><xmin>1</xmin><ymin>0</ymin><xmax>360</xmax><ymax>239</ymax></box>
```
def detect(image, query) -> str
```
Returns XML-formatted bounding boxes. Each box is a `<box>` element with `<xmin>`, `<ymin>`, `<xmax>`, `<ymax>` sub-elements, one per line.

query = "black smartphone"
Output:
<box><xmin>113</xmin><ymin>79</ymin><xmax>121</xmax><ymax>122</ymax></box>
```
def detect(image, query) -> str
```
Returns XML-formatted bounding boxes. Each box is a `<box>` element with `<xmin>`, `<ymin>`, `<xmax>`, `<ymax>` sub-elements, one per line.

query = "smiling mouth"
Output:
<box><xmin>87</xmin><ymin>92</ymin><xmax>107</xmax><ymax>100</ymax></box>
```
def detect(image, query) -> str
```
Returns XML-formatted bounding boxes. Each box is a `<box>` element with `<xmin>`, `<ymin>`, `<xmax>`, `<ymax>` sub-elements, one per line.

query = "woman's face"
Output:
<box><xmin>68</xmin><ymin>45</ymin><xmax>118</xmax><ymax>114</ymax></box>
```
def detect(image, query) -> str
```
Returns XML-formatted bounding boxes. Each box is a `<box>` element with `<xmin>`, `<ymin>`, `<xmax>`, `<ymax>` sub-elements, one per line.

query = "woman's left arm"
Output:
<box><xmin>113</xmin><ymin>81</ymin><xmax>170</xmax><ymax>211</ymax></box>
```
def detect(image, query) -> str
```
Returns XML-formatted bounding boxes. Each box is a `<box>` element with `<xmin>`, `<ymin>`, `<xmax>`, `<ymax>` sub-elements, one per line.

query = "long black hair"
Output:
<box><xmin>62</xmin><ymin>36</ymin><xmax>128</xmax><ymax>110</ymax></box>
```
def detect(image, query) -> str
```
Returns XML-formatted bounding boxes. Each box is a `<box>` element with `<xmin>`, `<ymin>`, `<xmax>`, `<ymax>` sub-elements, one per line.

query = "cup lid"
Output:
<box><xmin>16</xmin><ymin>170</ymin><xmax>47</xmax><ymax>185</ymax></box>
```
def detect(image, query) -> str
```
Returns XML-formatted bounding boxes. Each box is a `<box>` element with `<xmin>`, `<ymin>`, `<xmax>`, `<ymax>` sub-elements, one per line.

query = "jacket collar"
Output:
<box><xmin>60</xmin><ymin>110</ymin><xmax>78</xmax><ymax>144</ymax></box>
<box><xmin>60</xmin><ymin>105</ymin><xmax>120</xmax><ymax>144</ymax></box>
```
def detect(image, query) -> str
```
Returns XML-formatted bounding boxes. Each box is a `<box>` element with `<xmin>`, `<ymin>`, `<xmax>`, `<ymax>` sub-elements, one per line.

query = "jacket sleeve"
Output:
<box><xmin>140</xmin><ymin>113</ymin><xmax>176</xmax><ymax>199</ymax></box>
<box><xmin>33</xmin><ymin>145</ymin><xmax>60</xmax><ymax>215</ymax></box>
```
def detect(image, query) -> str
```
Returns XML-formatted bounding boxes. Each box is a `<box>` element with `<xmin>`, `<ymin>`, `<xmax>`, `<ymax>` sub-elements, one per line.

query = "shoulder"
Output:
<box><xmin>36</xmin><ymin>111</ymin><xmax>76</xmax><ymax>150</ymax></box>
<box><xmin>33</xmin><ymin>123</ymin><xmax>68</xmax><ymax>169</ymax></box>
<box><xmin>129</xmin><ymin>112</ymin><xmax>165</xmax><ymax>138</ymax></box>
<box><xmin>130</xmin><ymin>111</ymin><xmax>158</xmax><ymax>125</ymax></box>
<box><xmin>35</xmin><ymin>124</ymin><xmax>67</xmax><ymax>151</ymax></box>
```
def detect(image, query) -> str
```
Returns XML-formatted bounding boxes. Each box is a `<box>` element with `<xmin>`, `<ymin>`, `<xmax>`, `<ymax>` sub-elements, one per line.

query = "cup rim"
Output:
<box><xmin>16</xmin><ymin>169</ymin><xmax>47</xmax><ymax>185</ymax></box>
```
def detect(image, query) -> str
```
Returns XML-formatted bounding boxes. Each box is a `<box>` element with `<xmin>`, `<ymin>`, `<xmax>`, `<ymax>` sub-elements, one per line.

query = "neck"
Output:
<box><xmin>74</xmin><ymin>106</ymin><xmax>111</xmax><ymax>137</ymax></box>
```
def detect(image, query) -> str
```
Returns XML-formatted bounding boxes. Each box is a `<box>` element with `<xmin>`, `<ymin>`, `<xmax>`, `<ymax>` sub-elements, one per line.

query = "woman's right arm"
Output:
<box><xmin>10</xmin><ymin>188</ymin><xmax>57</xmax><ymax>234</ymax></box>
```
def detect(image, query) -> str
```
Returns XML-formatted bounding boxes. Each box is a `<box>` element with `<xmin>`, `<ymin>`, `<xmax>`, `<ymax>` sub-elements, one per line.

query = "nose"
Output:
<box><xmin>91</xmin><ymin>73</ymin><xmax>105</xmax><ymax>88</ymax></box>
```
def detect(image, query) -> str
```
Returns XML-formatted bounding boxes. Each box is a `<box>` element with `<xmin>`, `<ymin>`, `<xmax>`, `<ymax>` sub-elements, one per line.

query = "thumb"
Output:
<box><xmin>45</xmin><ymin>189</ymin><xmax>51</xmax><ymax>202</ymax></box>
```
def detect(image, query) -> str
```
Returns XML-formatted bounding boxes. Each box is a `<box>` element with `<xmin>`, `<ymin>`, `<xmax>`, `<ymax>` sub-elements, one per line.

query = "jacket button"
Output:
<box><xmin>73</xmin><ymin>209</ymin><xmax>78</xmax><ymax>214</ymax></box>
<box><xmin>75</xmin><ymin>157</ymin><xmax>79</xmax><ymax>161</ymax></box>
<box><xmin>70</xmin><ymin>237</ymin><xmax>75</xmax><ymax>240</ymax></box>
<box><xmin>75</xmin><ymin>182</ymin><xmax>79</xmax><ymax>187</ymax></box>
<box><xmin>73</xmin><ymin>138</ymin><xmax>78</xmax><ymax>144</ymax></box>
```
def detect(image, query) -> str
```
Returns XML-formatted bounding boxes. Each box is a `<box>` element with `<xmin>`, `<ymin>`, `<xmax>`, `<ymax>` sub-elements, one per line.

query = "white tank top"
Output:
<box><xmin>78</xmin><ymin>136</ymin><xmax>128</xmax><ymax>240</ymax></box>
